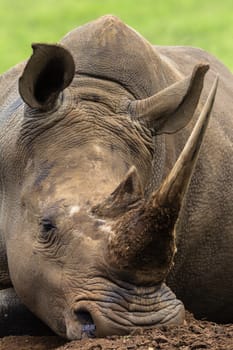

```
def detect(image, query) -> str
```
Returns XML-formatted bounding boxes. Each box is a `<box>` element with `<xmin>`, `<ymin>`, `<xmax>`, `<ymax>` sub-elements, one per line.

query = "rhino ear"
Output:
<box><xmin>19</xmin><ymin>44</ymin><xmax>75</xmax><ymax>111</ymax></box>
<box><xmin>129</xmin><ymin>63</ymin><xmax>209</xmax><ymax>134</ymax></box>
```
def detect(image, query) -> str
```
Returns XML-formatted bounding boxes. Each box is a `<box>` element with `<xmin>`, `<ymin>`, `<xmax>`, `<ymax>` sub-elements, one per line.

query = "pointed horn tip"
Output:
<box><xmin>206</xmin><ymin>74</ymin><xmax>219</xmax><ymax>106</ymax></box>
<box><xmin>212</xmin><ymin>74</ymin><xmax>219</xmax><ymax>91</ymax></box>
<box><xmin>127</xmin><ymin>165</ymin><xmax>137</xmax><ymax>175</ymax></box>
<box><xmin>123</xmin><ymin>165</ymin><xmax>143</xmax><ymax>194</ymax></box>
<box><xmin>193</xmin><ymin>62</ymin><xmax>210</xmax><ymax>77</ymax></box>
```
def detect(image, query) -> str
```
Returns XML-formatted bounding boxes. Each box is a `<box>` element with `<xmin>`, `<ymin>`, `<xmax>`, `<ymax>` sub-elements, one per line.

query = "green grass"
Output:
<box><xmin>0</xmin><ymin>0</ymin><xmax>232</xmax><ymax>73</ymax></box>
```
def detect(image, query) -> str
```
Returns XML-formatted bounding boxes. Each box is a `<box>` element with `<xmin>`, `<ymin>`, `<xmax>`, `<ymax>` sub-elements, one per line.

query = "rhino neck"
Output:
<box><xmin>61</xmin><ymin>15</ymin><xmax>178</xmax><ymax>99</ymax></box>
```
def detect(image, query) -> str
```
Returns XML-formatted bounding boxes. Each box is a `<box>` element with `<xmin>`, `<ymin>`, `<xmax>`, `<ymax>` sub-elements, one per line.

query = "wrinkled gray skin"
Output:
<box><xmin>0</xmin><ymin>16</ymin><xmax>232</xmax><ymax>339</ymax></box>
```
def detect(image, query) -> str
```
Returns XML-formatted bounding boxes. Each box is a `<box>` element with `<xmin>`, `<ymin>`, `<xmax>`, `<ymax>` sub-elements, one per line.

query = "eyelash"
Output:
<box><xmin>41</xmin><ymin>218</ymin><xmax>56</xmax><ymax>233</ymax></box>
<box><xmin>36</xmin><ymin>217</ymin><xmax>71</xmax><ymax>260</ymax></box>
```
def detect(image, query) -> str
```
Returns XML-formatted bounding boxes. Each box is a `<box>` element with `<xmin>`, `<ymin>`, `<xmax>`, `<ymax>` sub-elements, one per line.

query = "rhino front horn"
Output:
<box><xmin>107</xmin><ymin>76</ymin><xmax>219</xmax><ymax>282</ymax></box>
<box><xmin>156</xmin><ymin>75</ymin><xmax>219</xmax><ymax>207</ymax></box>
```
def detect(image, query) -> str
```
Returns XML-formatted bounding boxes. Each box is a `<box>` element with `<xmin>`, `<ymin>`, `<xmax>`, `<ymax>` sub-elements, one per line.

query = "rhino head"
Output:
<box><xmin>6</xmin><ymin>16</ymin><xmax>218</xmax><ymax>339</ymax></box>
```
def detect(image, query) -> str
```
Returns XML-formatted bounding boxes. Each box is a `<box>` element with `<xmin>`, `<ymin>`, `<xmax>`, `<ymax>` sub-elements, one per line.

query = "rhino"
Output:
<box><xmin>0</xmin><ymin>15</ymin><xmax>232</xmax><ymax>339</ymax></box>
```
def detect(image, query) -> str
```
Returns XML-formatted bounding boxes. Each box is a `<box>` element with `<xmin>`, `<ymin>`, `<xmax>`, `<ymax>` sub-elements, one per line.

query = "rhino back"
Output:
<box><xmin>61</xmin><ymin>15</ymin><xmax>179</xmax><ymax>99</ymax></box>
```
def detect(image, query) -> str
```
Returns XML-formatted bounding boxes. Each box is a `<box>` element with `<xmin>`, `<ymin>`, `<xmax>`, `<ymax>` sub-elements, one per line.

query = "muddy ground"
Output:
<box><xmin>0</xmin><ymin>312</ymin><xmax>232</xmax><ymax>350</ymax></box>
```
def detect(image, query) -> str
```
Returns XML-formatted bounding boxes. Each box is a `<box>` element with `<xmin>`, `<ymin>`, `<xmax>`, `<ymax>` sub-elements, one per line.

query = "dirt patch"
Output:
<box><xmin>0</xmin><ymin>312</ymin><xmax>232</xmax><ymax>350</ymax></box>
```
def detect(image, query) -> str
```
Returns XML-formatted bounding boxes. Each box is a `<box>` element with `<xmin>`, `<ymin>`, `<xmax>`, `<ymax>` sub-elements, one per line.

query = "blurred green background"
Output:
<box><xmin>0</xmin><ymin>0</ymin><xmax>232</xmax><ymax>73</ymax></box>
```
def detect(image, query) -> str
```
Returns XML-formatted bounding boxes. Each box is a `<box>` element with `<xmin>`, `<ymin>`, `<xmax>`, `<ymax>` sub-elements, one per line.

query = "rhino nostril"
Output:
<box><xmin>75</xmin><ymin>308</ymin><xmax>96</xmax><ymax>338</ymax></box>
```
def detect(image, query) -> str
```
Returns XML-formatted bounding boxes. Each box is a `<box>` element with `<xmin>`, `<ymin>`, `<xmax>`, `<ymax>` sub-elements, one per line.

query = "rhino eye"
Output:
<box><xmin>40</xmin><ymin>218</ymin><xmax>56</xmax><ymax>233</ymax></box>
<box><xmin>37</xmin><ymin>218</ymin><xmax>59</xmax><ymax>250</ymax></box>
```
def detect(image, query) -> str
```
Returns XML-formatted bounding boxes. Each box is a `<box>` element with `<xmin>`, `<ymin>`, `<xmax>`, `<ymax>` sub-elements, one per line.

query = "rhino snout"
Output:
<box><xmin>64</xmin><ymin>282</ymin><xmax>185</xmax><ymax>340</ymax></box>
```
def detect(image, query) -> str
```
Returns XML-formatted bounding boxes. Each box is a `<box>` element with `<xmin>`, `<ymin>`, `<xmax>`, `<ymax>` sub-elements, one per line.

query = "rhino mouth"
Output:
<box><xmin>65</xmin><ymin>281</ymin><xmax>185</xmax><ymax>340</ymax></box>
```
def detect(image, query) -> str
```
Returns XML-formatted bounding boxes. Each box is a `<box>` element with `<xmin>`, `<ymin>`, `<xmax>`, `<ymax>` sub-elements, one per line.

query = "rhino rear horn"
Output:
<box><xmin>129</xmin><ymin>63</ymin><xmax>209</xmax><ymax>134</ymax></box>
<box><xmin>92</xmin><ymin>166</ymin><xmax>143</xmax><ymax>218</ymax></box>
<box><xmin>19</xmin><ymin>44</ymin><xmax>75</xmax><ymax>111</ymax></box>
